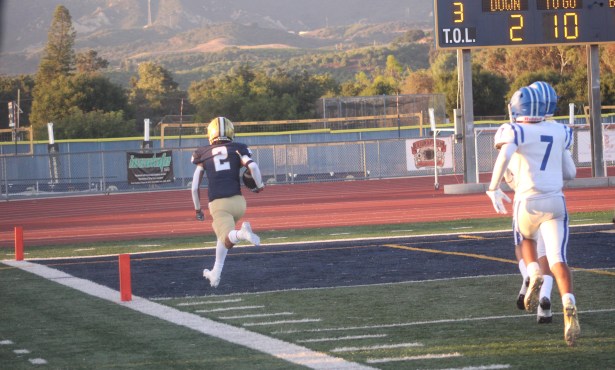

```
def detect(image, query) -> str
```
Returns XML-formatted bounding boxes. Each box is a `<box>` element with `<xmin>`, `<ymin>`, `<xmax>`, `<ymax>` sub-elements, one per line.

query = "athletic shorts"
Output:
<box><xmin>513</xmin><ymin>196</ymin><xmax>569</xmax><ymax>266</ymax></box>
<box><xmin>209</xmin><ymin>195</ymin><xmax>246</xmax><ymax>242</ymax></box>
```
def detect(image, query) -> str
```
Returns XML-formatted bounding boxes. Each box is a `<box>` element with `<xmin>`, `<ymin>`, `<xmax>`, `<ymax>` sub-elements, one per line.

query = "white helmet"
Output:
<box><xmin>207</xmin><ymin>117</ymin><xmax>235</xmax><ymax>144</ymax></box>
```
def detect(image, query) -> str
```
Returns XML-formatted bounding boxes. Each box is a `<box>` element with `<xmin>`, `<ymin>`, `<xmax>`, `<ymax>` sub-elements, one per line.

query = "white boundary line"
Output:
<box><xmin>2</xmin><ymin>260</ymin><xmax>374</xmax><ymax>370</ymax></box>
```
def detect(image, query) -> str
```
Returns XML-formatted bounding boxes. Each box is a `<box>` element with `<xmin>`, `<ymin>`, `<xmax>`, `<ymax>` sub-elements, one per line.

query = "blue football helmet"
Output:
<box><xmin>529</xmin><ymin>81</ymin><xmax>558</xmax><ymax>117</ymax></box>
<box><xmin>509</xmin><ymin>86</ymin><xmax>546</xmax><ymax>123</ymax></box>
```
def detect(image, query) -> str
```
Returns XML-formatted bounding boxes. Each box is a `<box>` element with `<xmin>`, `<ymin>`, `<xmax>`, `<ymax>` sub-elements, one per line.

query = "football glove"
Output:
<box><xmin>486</xmin><ymin>188</ymin><xmax>511</xmax><ymax>214</ymax></box>
<box><xmin>196</xmin><ymin>210</ymin><xmax>205</xmax><ymax>221</ymax></box>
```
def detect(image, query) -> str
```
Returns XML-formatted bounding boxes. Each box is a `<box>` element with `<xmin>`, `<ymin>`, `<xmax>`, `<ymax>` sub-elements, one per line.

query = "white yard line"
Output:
<box><xmin>332</xmin><ymin>342</ymin><xmax>423</xmax><ymax>352</ymax></box>
<box><xmin>297</xmin><ymin>334</ymin><xmax>387</xmax><ymax>343</ymax></box>
<box><xmin>195</xmin><ymin>305</ymin><xmax>264</xmax><ymax>313</ymax></box>
<box><xmin>243</xmin><ymin>318</ymin><xmax>322</xmax><ymax>327</ymax></box>
<box><xmin>28</xmin><ymin>358</ymin><xmax>48</xmax><ymax>365</ymax></box>
<box><xmin>273</xmin><ymin>308</ymin><xmax>615</xmax><ymax>334</ymax></box>
<box><xmin>176</xmin><ymin>298</ymin><xmax>242</xmax><ymax>306</ymax></box>
<box><xmin>3</xmin><ymin>260</ymin><xmax>374</xmax><ymax>370</ymax></box>
<box><xmin>426</xmin><ymin>365</ymin><xmax>511</xmax><ymax>370</ymax></box>
<box><xmin>220</xmin><ymin>312</ymin><xmax>294</xmax><ymax>320</ymax></box>
<box><xmin>367</xmin><ymin>352</ymin><xmax>462</xmax><ymax>363</ymax></box>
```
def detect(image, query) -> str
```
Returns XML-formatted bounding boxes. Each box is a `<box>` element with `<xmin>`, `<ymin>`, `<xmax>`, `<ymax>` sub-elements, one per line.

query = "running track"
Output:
<box><xmin>1</xmin><ymin>175</ymin><xmax>614</xmax><ymax>248</ymax></box>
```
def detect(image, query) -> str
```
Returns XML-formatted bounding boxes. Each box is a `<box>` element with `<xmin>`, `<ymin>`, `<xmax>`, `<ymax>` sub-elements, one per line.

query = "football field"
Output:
<box><xmin>2</xmin><ymin>224</ymin><xmax>614</xmax><ymax>369</ymax></box>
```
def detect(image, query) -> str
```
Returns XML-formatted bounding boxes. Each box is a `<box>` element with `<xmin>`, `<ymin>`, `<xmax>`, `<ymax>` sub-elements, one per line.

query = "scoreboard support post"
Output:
<box><xmin>458</xmin><ymin>49</ymin><xmax>477</xmax><ymax>184</ymax></box>
<box><xmin>587</xmin><ymin>45</ymin><xmax>605</xmax><ymax>178</ymax></box>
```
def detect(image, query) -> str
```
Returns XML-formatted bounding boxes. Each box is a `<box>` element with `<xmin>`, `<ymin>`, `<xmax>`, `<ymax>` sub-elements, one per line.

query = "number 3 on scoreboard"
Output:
<box><xmin>509</xmin><ymin>14</ymin><xmax>524</xmax><ymax>42</ymax></box>
<box><xmin>453</xmin><ymin>2</ymin><xmax>464</xmax><ymax>23</ymax></box>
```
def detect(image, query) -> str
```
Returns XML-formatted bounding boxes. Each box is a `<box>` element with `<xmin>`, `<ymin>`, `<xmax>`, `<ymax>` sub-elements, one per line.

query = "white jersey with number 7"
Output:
<box><xmin>494</xmin><ymin>121</ymin><xmax>573</xmax><ymax>201</ymax></box>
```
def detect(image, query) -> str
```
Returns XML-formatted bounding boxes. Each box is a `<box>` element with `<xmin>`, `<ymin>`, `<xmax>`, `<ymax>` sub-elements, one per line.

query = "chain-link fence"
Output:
<box><xmin>0</xmin><ymin>138</ymin><xmax>450</xmax><ymax>199</ymax></box>
<box><xmin>474</xmin><ymin>124</ymin><xmax>615</xmax><ymax>177</ymax></box>
<box><xmin>1</xmin><ymin>122</ymin><xmax>613</xmax><ymax>200</ymax></box>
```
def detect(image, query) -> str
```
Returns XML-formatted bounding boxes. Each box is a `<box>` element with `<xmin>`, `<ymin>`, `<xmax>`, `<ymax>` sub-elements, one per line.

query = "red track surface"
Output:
<box><xmin>1</xmin><ymin>175</ymin><xmax>614</xmax><ymax>248</ymax></box>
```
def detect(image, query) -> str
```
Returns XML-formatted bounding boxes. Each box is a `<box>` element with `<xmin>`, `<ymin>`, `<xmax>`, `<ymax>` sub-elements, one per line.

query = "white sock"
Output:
<box><xmin>228</xmin><ymin>230</ymin><xmax>240</xmax><ymax>244</ymax></box>
<box><xmin>518</xmin><ymin>259</ymin><xmax>528</xmax><ymax>280</ymax></box>
<box><xmin>540</xmin><ymin>275</ymin><xmax>553</xmax><ymax>299</ymax></box>
<box><xmin>526</xmin><ymin>262</ymin><xmax>541</xmax><ymax>277</ymax></box>
<box><xmin>212</xmin><ymin>239</ymin><xmax>228</xmax><ymax>274</ymax></box>
<box><xmin>562</xmin><ymin>293</ymin><xmax>576</xmax><ymax>306</ymax></box>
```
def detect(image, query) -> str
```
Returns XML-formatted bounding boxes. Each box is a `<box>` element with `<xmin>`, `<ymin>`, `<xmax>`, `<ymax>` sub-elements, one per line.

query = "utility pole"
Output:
<box><xmin>147</xmin><ymin>0</ymin><xmax>152</xmax><ymax>27</ymax></box>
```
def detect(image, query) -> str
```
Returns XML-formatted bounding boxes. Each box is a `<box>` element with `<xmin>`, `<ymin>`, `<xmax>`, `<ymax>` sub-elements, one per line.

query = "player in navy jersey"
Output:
<box><xmin>191</xmin><ymin>117</ymin><xmax>265</xmax><ymax>288</ymax></box>
<box><xmin>486</xmin><ymin>86</ymin><xmax>580</xmax><ymax>346</ymax></box>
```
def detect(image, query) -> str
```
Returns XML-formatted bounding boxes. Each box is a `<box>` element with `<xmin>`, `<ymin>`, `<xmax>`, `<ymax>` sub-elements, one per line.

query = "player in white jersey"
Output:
<box><xmin>509</xmin><ymin>81</ymin><xmax>575</xmax><ymax>323</ymax></box>
<box><xmin>486</xmin><ymin>86</ymin><xmax>580</xmax><ymax>346</ymax></box>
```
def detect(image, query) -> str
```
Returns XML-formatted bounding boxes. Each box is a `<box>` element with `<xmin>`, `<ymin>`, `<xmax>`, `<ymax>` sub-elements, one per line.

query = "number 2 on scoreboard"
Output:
<box><xmin>509</xmin><ymin>14</ymin><xmax>524</xmax><ymax>42</ymax></box>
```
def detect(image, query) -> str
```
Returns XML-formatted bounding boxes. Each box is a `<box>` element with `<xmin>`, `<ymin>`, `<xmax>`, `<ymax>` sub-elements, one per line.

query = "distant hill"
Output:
<box><xmin>0</xmin><ymin>0</ymin><xmax>434</xmax><ymax>76</ymax></box>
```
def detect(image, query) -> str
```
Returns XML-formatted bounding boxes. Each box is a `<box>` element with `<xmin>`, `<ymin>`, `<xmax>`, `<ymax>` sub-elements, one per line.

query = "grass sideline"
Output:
<box><xmin>2</xmin><ymin>210</ymin><xmax>612</xmax><ymax>260</ymax></box>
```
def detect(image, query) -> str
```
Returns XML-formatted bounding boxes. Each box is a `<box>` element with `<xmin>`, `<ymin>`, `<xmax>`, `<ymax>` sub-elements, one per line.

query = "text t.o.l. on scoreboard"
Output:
<box><xmin>434</xmin><ymin>0</ymin><xmax>615</xmax><ymax>49</ymax></box>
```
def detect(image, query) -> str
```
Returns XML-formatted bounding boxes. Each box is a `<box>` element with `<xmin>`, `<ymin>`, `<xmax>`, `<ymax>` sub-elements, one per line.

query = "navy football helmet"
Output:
<box><xmin>529</xmin><ymin>81</ymin><xmax>558</xmax><ymax>117</ymax></box>
<box><xmin>509</xmin><ymin>86</ymin><xmax>546</xmax><ymax>123</ymax></box>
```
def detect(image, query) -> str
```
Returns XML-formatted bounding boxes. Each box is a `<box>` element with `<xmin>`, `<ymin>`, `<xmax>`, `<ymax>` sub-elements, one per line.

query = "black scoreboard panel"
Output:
<box><xmin>434</xmin><ymin>0</ymin><xmax>615</xmax><ymax>49</ymax></box>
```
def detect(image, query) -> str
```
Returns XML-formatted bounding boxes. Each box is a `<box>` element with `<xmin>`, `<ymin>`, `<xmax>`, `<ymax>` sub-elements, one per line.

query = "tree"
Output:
<box><xmin>76</xmin><ymin>50</ymin><xmax>109</xmax><ymax>74</ymax></box>
<box><xmin>53</xmin><ymin>109</ymin><xmax>137</xmax><ymax>139</ymax></box>
<box><xmin>129</xmin><ymin>62</ymin><xmax>181</xmax><ymax>126</ymax></box>
<box><xmin>431</xmin><ymin>52</ymin><xmax>509</xmax><ymax>118</ymax></box>
<box><xmin>385</xmin><ymin>55</ymin><xmax>403</xmax><ymax>82</ymax></box>
<box><xmin>400</xmin><ymin>69</ymin><xmax>434</xmax><ymax>94</ymax></box>
<box><xmin>31</xmin><ymin>5</ymin><xmax>76</xmax><ymax>132</ymax></box>
<box><xmin>188</xmin><ymin>65</ymin><xmax>338</xmax><ymax>122</ymax></box>
<box><xmin>30</xmin><ymin>74</ymin><xmax>131</xmax><ymax>139</ymax></box>
<box><xmin>36</xmin><ymin>5</ymin><xmax>76</xmax><ymax>83</ymax></box>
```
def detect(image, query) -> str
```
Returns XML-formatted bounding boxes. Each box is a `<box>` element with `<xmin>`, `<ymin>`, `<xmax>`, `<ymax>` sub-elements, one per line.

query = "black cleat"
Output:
<box><xmin>537</xmin><ymin>297</ymin><xmax>553</xmax><ymax>324</ymax></box>
<box><xmin>516</xmin><ymin>277</ymin><xmax>529</xmax><ymax>310</ymax></box>
<box><xmin>516</xmin><ymin>294</ymin><xmax>526</xmax><ymax>310</ymax></box>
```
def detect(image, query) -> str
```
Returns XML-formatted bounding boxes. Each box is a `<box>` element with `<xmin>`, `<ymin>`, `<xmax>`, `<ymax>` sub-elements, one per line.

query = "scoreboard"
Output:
<box><xmin>434</xmin><ymin>0</ymin><xmax>615</xmax><ymax>49</ymax></box>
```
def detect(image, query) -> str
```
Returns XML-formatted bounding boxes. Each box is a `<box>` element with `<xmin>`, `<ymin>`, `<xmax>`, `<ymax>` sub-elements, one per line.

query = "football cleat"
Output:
<box><xmin>563</xmin><ymin>301</ymin><xmax>580</xmax><ymax>346</ymax></box>
<box><xmin>524</xmin><ymin>274</ymin><xmax>543</xmax><ymax>312</ymax></box>
<box><xmin>537</xmin><ymin>297</ymin><xmax>553</xmax><ymax>324</ymax></box>
<box><xmin>203</xmin><ymin>269</ymin><xmax>220</xmax><ymax>288</ymax></box>
<box><xmin>517</xmin><ymin>276</ymin><xmax>529</xmax><ymax>310</ymax></box>
<box><xmin>240</xmin><ymin>222</ymin><xmax>260</xmax><ymax>246</ymax></box>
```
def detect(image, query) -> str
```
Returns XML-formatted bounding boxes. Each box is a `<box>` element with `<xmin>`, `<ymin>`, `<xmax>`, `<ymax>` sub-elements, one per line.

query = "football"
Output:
<box><xmin>240</xmin><ymin>167</ymin><xmax>258</xmax><ymax>190</ymax></box>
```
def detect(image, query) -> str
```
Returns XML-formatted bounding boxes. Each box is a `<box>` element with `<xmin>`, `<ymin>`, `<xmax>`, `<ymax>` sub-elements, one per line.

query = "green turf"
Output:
<box><xmin>2</xmin><ymin>210</ymin><xmax>612</xmax><ymax>259</ymax></box>
<box><xmin>0</xmin><ymin>267</ymin><xmax>305</xmax><ymax>370</ymax></box>
<box><xmin>1</xmin><ymin>210</ymin><xmax>613</xmax><ymax>369</ymax></box>
<box><xmin>2</xmin><ymin>266</ymin><xmax>613</xmax><ymax>369</ymax></box>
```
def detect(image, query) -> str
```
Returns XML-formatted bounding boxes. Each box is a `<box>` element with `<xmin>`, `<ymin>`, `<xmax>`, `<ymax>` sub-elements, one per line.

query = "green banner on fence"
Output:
<box><xmin>127</xmin><ymin>151</ymin><xmax>174</xmax><ymax>184</ymax></box>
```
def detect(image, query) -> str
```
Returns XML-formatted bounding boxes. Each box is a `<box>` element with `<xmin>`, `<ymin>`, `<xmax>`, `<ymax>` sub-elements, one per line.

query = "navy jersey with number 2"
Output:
<box><xmin>192</xmin><ymin>142</ymin><xmax>252</xmax><ymax>202</ymax></box>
